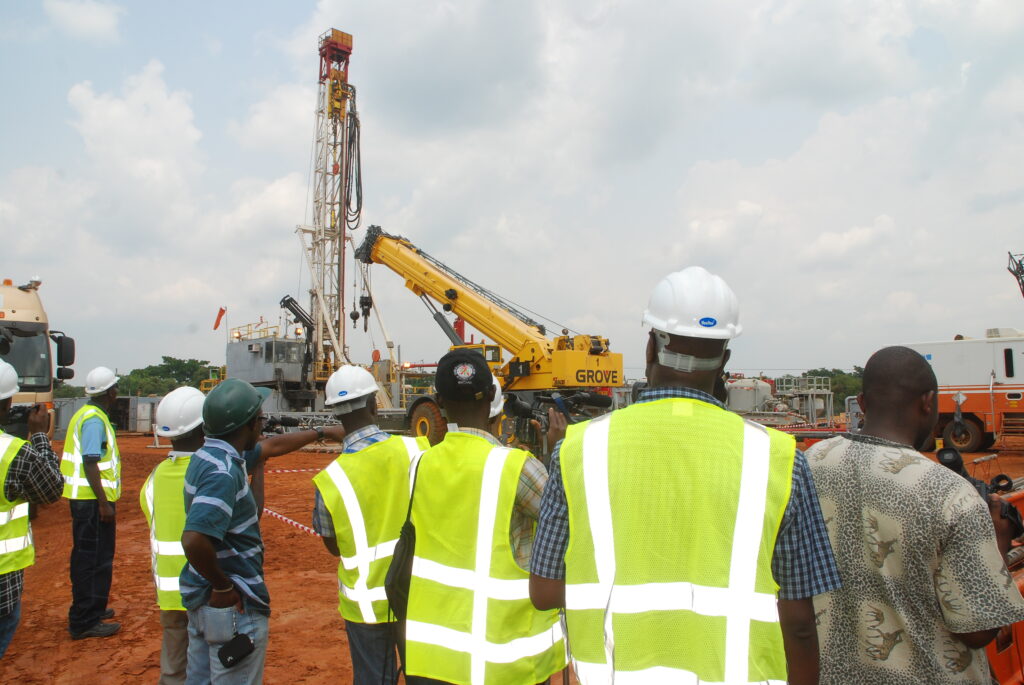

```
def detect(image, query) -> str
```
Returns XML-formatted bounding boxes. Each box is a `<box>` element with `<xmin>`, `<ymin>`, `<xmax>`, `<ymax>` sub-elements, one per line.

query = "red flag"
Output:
<box><xmin>213</xmin><ymin>307</ymin><xmax>227</xmax><ymax>330</ymax></box>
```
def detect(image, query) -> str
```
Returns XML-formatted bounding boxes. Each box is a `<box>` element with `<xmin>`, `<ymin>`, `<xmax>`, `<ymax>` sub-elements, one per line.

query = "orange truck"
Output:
<box><xmin>905</xmin><ymin>329</ymin><xmax>1024</xmax><ymax>452</ymax></box>
<box><xmin>0</xmin><ymin>277</ymin><xmax>75</xmax><ymax>436</ymax></box>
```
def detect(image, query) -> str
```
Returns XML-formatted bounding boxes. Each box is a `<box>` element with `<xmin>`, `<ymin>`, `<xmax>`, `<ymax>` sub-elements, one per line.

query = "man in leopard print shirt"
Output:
<box><xmin>807</xmin><ymin>346</ymin><xmax>1024</xmax><ymax>684</ymax></box>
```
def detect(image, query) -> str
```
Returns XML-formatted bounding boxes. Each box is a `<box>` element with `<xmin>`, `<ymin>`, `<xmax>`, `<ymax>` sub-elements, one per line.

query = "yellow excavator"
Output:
<box><xmin>354</xmin><ymin>225</ymin><xmax>624</xmax><ymax>444</ymax></box>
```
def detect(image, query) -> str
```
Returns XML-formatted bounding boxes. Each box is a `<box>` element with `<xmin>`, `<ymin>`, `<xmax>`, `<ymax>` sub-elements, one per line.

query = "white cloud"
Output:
<box><xmin>68</xmin><ymin>60</ymin><xmax>201</xmax><ymax>188</ymax></box>
<box><xmin>228</xmin><ymin>83</ymin><xmax>316</xmax><ymax>160</ymax></box>
<box><xmin>43</xmin><ymin>0</ymin><xmax>124</xmax><ymax>42</ymax></box>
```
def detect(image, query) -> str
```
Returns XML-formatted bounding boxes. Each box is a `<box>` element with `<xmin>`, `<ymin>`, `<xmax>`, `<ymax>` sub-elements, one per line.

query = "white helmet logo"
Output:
<box><xmin>699</xmin><ymin>317</ymin><xmax>717</xmax><ymax>328</ymax></box>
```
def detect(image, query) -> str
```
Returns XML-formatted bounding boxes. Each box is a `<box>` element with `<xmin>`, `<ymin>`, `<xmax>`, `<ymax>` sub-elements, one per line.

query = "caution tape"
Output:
<box><xmin>265</xmin><ymin>468</ymin><xmax>322</xmax><ymax>474</ymax></box>
<box><xmin>262</xmin><ymin>507</ymin><xmax>321</xmax><ymax>537</ymax></box>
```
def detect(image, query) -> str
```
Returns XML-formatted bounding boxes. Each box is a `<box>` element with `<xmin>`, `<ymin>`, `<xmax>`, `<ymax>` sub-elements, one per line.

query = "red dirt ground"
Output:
<box><xmin>0</xmin><ymin>436</ymin><xmax>574</xmax><ymax>683</ymax></box>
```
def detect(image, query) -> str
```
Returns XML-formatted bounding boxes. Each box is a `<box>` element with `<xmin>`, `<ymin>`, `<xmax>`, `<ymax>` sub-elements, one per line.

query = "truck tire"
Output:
<box><xmin>410</xmin><ymin>400</ymin><xmax>446</xmax><ymax>446</ymax></box>
<box><xmin>943</xmin><ymin>418</ymin><xmax>984</xmax><ymax>453</ymax></box>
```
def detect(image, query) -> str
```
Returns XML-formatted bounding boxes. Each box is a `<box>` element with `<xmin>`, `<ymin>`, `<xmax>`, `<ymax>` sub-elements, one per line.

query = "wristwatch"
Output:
<box><xmin>315</xmin><ymin>426</ymin><xmax>325</xmax><ymax>440</ymax></box>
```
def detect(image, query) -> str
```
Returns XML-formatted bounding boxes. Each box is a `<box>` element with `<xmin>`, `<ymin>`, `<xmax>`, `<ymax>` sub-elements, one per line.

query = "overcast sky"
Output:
<box><xmin>3</xmin><ymin>0</ymin><xmax>1024</xmax><ymax>383</ymax></box>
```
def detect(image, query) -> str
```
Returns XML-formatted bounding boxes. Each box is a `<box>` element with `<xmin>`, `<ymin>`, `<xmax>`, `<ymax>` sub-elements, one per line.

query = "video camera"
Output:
<box><xmin>503</xmin><ymin>391</ymin><xmax>612</xmax><ymax>451</ymax></box>
<box><xmin>2</xmin><ymin>404</ymin><xmax>31</xmax><ymax>439</ymax></box>
<box><xmin>937</xmin><ymin>447</ymin><xmax>1022</xmax><ymax>537</ymax></box>
<box><xmin>261</xmin><ymin>415</ymin><xmax>301</xmax><ymax>434</ymax></box>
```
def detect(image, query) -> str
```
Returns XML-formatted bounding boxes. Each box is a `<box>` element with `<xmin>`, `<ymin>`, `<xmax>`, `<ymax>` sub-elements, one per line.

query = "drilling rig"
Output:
<box><xmin>219</xmin><ymin>29</ymin><xmax>363</xmax><ymax>412</ymax></box>
<box><xmin>295</xmin><ymin>28</ymin><xmax>362</xmax><ymax>381</ymax></box>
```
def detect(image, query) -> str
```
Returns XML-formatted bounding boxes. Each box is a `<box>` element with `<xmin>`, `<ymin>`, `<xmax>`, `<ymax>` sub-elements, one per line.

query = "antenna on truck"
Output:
<box><xmin>1008</xmin><ymin>252</ymin><xmax>1024</xmax><ymax>299</ymax></box>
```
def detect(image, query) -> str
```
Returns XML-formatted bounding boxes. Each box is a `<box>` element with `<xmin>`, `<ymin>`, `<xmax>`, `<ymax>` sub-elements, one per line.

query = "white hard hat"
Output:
<box><xmin>0</xmin><ymin>360</ymin><xmax>19</xmax><ymax>401</ymax></box>
<box><xmin>489</xmin><ymin>375</ymin><xmax>503</xmax><ymax>419</ymax></box>
<box><xmin>642</xmin><ymin>266</ymin><xmax>742</xmax><ymax>340</ymax></box>
<box><xmin>156</xmin><ymin>386</ymin><xmax>205</xmax><ymax>438</ymax></box>
<box><xmin>84</xmin><ymin>366</ymin><xmax>119</xmax><ymax>395</ymax></box>
<box><xmin>325</xmin><ymin>365</ymin><xmax>379</xmax><ymax>414</ymax></box>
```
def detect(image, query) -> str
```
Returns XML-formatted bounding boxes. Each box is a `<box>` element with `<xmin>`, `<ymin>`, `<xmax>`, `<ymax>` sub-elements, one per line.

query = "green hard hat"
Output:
<box><xmin>202</xmin><ymin>379</ymin><xmax>271</xmax><ymax>437</ymax></box>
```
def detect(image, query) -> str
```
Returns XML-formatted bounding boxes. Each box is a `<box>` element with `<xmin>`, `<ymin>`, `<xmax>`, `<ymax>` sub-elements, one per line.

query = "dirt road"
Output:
<box><xmin>2</xmin><ymin>434</ymin><xmax>1019</xmax><ymax>682</ymax></box>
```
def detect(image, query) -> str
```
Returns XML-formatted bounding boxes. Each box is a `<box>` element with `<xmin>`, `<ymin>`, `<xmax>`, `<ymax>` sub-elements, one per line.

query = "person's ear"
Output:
<box><xmin>921</xmin><ymin>390</ymin><xmax>937</xmax><ymax>417</ymax></box>
<box><xmin>719</xmin><ymin>348</ymin><xmax>732</xmax><ymax>373</ymax></box>
<box><xmin>645</xmin><ymin>332</ymin><xmax>657</xmax><ymax>365</ymax></box>
<box><xmin>856</xmin><ymin>392</ymin><xmax>867</xmax><ymax>414</ymax></box>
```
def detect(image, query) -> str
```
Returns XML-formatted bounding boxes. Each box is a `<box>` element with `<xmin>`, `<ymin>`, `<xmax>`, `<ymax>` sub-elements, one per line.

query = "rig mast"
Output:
<box><xmin>297</xmin><ymin>29</ymin><xmax>362</xmax><ymax>379</ymax></box>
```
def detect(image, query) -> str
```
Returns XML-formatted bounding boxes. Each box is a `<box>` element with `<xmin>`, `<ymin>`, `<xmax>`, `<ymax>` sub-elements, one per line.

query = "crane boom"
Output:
<box><xmin>355</xmin><ymin>225</ymin><xmax>623</xmax><ymax>391</ymax></box>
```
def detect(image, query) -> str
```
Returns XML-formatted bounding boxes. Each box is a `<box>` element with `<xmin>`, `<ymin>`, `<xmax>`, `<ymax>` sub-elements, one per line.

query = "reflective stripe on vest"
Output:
<box><xmin>0</xmin><ymin>432</ymin><xmax>34</xmax><ymax>574</ymax></box>
<box><xmin>139</xmin><ymin>452</ymin><xmax>191</xmax><ymax>611</ymax></box>
<box><xmin>405</xmin><ymin>434</ymin><xmax>565</xmax><ymax>684</ymax></box>
<box><xmin>562</xmin><ymin>400</ymin><xmax>794</xmax><ymax>683</ymax></box>
<box><xmin>61</xmin><ymin>405</ymin><xmax>121</xmax><ymax>501</ymax></box>
<box><xmin>314</xmin><ymin>435</ymin><xmax>427</xmax><ymax>624</ymax></box>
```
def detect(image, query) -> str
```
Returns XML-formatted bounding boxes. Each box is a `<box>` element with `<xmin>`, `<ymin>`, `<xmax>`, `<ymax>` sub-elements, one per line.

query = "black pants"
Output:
<box><xmin>68</xmin><ymin>500</ymin><xmax>116</xmax><ymax>633</ymax></box>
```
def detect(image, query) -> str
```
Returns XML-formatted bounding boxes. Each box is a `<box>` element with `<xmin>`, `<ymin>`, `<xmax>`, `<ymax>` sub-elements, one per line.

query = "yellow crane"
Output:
<box><xmin>354</xmin><ymin>226</ymin><xmax>623</xmax><ymax>443</ymax></box>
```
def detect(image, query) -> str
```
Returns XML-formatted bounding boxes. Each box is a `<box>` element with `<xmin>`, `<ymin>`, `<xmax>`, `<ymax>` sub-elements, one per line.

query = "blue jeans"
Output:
<box><xmin>346</xmin><ymin>620</ymin><xmax>399</xmax><ymax>685</ymax></box>
<box><xmin>68</xmin><ymin>499</ymin><xmax>116</xmax><ymax>633</ymax></box>
<box><xmin>185</xmin><ymin>605</ymin><xmax>268</xmax><ymax>685</ymax></box>
<box><xmin>0</xmin><ymin>598</ymin><xmax>21</xmax><ymax>659</ymax></box>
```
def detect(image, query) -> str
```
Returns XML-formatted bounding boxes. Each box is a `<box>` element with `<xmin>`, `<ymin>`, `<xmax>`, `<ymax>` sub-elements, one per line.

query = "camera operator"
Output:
<box><xmin>0</xmin><ymin>359</ymin><xmax>63</xmax><ymax>658</ymax></box>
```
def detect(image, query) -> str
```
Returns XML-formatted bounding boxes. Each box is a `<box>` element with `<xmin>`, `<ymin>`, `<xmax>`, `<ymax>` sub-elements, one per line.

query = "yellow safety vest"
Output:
<box><xmin>312</xmin><ymin>435</ymin><xmax>428</xmax><ymax>624</ymax></box>
<box><xmin>405</xmin><ymin>432</ymin><xmax>565</xmax><ymax>685</ymax></box>
<box><xmin>0</xmin><ymin>431</ymin><xmax>34</xmax><ymax>574</ymax></box>
<box><xmin>560</xmin><ymin>398</ymin><xmax>795</xmax><ymax>683</ymax></box>
<box><xmin>62</xmin><ymin>404</ymin><xmax>120</xmax><ymax>501</ymax></box>
<box><xmin>140</xmin><ymin>452</ymin><xmax>191</xmax><ymax>611</ymax></box>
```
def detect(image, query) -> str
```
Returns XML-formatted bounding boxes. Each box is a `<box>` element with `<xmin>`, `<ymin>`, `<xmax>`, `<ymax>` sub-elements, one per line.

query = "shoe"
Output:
<box><xmin>101</xmin><ymin>608</ymin><xmax>115</xmax><ymax>620</ymax></box>
<box><xmin>70</xmin><ymin>621</ymin><xmax>121</xmax><ymax>640</ymax></box>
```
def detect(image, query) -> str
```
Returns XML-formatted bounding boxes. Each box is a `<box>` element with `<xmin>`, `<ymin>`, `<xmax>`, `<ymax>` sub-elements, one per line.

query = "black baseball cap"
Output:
<box><xmin>435</xmin><ymin>349</ymin><xmax>493</xmax><ymax>402</ymax></box>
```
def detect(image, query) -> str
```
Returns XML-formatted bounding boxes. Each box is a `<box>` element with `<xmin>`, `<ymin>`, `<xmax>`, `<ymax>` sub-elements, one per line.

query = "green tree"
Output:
<box><xmin>54</xmin><ymin>383</ymin><xmax>85</xmax><ymax>398</ymax></box>
<box><xmin>118</xmin><ymin>356</ymin><xmax>212</xmax><ymax>397</ymax></box>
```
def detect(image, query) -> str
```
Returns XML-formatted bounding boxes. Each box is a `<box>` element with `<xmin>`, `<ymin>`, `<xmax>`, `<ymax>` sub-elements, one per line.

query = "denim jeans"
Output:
<box><xmin>346</xmin><ymin>620</ymin><xmax>399</xmax><ymax>685</ymax></box>
<box><xmin>0</xmin><ymin>598</ymin><xmax>21</xmax><ymax>659</ymax></box>
<box><xmin>185</xmin><ymin>605</ymin><xmax>268</xmax><ymax>685</ymax></box>
<box><xmin>68</xmin><ymin>499</ymin><xmax>116</xmax><ymax>633</ymax></box>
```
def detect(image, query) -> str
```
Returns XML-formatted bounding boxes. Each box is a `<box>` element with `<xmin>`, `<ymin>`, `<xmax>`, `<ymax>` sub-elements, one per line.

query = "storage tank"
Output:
<box><xmin>726</xmin><ymin>378</ymin><xmax>773</xmax><ymax>413</ymax></box>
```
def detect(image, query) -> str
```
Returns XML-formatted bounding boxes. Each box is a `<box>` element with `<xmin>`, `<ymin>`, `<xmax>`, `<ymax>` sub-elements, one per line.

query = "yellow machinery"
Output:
<box><xmin>354</xmin><ymin>226</ymin><xmax>623</xmax><ymax>392</ymax></box>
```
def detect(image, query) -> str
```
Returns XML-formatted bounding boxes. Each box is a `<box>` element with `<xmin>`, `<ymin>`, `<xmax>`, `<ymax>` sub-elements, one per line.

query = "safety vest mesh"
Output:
<box><xmin>560</xmin><ymin>398</ymin><xmax>795</xmax><ymax>683</ymax></box>
<box><xmin>61</xmin><ymin>404</ymin><xmax>121</xmax><ymax>501</ymax></box>
<box><xmin>0</xmin><ymin>432</ymin><xmax>34</xmax><ymax>574</ymax></box>
<box><xmin>405</xmin><ymin>432</ymin><xmax>565</xmax><ymax>685</ymax></box>
<box><xmin>139</xmin><ymin>453</ymin><xmax>190</xmax><ymax>611</ymax></box>
<box><xmin>312</xmin><ymin>435</ymin><xmax>429</xmax><ymax>624</ymax></box>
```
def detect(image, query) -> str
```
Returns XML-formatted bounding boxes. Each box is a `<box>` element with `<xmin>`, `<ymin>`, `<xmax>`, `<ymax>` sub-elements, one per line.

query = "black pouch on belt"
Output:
<box><xmin>385</xmin><ymin>452</ymin><xmax>424</xmax><ymax>623</ymax></box>
<box><xmin>218</xmin><ymin>632</ymin><xmax>255</xmax><ymax>668</ymax></box>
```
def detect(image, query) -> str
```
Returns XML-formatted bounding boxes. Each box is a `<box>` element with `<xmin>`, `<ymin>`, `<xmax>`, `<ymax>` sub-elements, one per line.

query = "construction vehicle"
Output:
<box><xmin>898</xmin><ymin>253</ymin><xmax>1024</xmax><ymax>453</ymax></box>
<box><xmin>904</xmin><ymin>329</ymin><xmax>1024</xmax><ymax>452</ymax></box>
<box><xmin>0</xmin><ymin>277</ymin><xmax>75</xmax><ymax>437</ymax></box>
<box><xmin>354</xmin><ymin>225</ymin><xmax>623</xmax><ymax>442</ymax></box>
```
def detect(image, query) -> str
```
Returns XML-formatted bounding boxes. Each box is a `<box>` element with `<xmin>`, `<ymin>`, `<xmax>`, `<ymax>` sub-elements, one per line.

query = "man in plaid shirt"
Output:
<box><xmin>0</xmin><ymin>360</ymin><xmax>63</xmax><ymax>658</ymax></box>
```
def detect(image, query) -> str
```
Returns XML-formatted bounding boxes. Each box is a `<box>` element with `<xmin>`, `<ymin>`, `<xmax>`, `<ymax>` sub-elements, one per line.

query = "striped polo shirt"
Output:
<box><xmin>179</xmin><ymin>438</ymin><xmax>269</xmax><ymax>615</ymax></box>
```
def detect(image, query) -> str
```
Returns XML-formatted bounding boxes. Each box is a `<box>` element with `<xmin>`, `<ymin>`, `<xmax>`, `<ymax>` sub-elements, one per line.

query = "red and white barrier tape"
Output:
<box><xmin>265</xmin><ymin>468</ymin><xmax>322</xmax><ymax>474</ymax></box>
<box><xmin>262</xmin><ymin>507</ymin><xmax>321</xmax><ymax>537</ymax></box>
